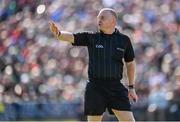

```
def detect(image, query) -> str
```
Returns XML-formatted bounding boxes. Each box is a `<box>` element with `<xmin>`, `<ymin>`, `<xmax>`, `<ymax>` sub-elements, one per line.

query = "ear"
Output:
<box><xmin>112</xmin><ymin>18</ymin><xmax>117</xmax><ymax>26</ymax></box>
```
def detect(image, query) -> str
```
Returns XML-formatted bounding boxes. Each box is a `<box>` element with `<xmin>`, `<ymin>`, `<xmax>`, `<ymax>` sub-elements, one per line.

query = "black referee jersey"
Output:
<box><xmin>72</xmin><ymin>28</ymin><xmax>134</xmax><ymax>82</ymax></box>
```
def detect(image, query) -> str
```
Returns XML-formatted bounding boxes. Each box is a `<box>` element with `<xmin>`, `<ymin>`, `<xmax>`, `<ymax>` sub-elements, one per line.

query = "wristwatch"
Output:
<box><xmin>128</xmin><ymin>85</ymin><xmax>135</xmax><ymax>89</ymax></box>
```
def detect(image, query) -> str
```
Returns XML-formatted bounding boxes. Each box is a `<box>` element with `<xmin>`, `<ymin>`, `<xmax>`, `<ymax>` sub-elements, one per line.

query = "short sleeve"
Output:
<box><xmin>72</xmin><ymin>32</ymin><xmax>92</xmax><ymax>46</ymax></box>
<box><xmin>124</xmin><ymin>36</ymin><xmax>135</xmax><ymax>62</ymax></box>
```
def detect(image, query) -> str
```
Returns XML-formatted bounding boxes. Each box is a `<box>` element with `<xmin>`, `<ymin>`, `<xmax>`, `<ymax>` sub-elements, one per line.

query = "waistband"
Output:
<box><xmin>89</xmin><ymin>77</ymin><xmax>120</xmax><ymax>81</ymax></box>
<box><xmin>88</xmin><ymin>78</ymin><xmax>121</xmax><ymax>84</ymax></box>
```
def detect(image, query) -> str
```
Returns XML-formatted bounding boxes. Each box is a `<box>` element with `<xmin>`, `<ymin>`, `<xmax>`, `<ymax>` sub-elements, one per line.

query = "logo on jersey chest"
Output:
<box><xmin>95</xmin><ymin>44</ymin><xmax>104</xmax><ymax>48</ymax></box>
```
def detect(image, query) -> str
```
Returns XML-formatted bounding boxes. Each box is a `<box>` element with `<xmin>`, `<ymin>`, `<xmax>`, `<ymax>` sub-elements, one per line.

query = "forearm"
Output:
<box><xmin>126</xmin><ymin>60</ymin><xmax>136</xmax><ymax>86</ymax></box>
<box><xmin>57</xmin><ymin>31</ymin><xmax>74</xmax><ymax>43</ymax></box>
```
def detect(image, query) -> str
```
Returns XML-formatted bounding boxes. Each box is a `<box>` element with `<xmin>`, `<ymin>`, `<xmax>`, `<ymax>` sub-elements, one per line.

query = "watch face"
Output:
<box><xmin>128</xmin><ymin>85</ymin><xmax>135</xmax><ymax>89</ymax></box>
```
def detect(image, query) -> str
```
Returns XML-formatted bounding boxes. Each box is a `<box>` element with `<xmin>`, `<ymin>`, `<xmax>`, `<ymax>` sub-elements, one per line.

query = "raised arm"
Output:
<box><xmin>49</xmin><ymin>21</ymin><xmax>74</xmax><ymax>43</ymax></box>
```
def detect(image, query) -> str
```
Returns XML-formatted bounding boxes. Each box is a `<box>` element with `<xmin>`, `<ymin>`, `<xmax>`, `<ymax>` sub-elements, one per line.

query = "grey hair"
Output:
<box><xmin>99</xmin><ymin>8</ymin><xmax>117</xmax><ymax>20</ymax></box>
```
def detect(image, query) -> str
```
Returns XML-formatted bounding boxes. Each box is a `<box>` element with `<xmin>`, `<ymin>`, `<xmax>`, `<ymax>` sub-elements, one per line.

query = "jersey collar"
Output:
<box><xmin>99</xmin><ymin>28</ymin><xmax>119</xmax><ymax>35</ymax></box>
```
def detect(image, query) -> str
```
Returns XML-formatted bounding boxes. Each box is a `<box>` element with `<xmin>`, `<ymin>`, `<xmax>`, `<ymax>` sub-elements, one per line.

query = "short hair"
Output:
<box><xmin>99</xmin><ymin>8</ymin><xmax>117</xmax><ymax>20</ymax></box>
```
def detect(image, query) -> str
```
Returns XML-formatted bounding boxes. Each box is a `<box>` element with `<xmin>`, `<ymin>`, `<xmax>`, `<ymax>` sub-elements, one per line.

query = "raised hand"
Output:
<box><xmin>48</xmin><ymin>21</ymin><xmax>74</xmax><ymax>43</ymax></box>
<box><xmin>49</xmin><ymin>21</ymin><xmax>61</xmax><ymax>38</ymax></box>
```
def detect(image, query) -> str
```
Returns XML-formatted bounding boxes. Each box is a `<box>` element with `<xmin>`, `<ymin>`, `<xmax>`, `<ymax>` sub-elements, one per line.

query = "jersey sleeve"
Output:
<box><xmin>124</xmin><ymin>36</ymin><xmax>135</xmax><ymax>62</ymax></box>
<box><xmin>72</xmin><ymin>32</ymin><xmax>92</xmax><ymax>46</ymax></box>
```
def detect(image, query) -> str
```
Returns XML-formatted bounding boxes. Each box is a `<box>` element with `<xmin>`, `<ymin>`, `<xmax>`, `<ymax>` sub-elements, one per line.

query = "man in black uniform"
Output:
<box><xmin>49</xmin><ymin>8</ymin><xmax>138</xmax><ymax>121</ymax></box>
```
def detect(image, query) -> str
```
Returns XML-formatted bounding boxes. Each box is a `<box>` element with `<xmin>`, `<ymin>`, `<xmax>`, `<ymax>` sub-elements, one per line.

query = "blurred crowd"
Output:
<box><xmin>0</xmin><ymin>0</ymin><xmax>180</xmax><ymax>121</ymax></box>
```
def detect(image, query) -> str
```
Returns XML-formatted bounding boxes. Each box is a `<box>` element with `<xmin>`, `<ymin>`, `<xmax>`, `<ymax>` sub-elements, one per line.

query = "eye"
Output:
<box><xmin>97</xmin><ymin>15</ymin><xmax>105</xmax><ymax>20</ymax></box>
<box><xmin>100</xmin><ymin>16</ymin><xmax>104</xmax><ymax>20</ymax></box>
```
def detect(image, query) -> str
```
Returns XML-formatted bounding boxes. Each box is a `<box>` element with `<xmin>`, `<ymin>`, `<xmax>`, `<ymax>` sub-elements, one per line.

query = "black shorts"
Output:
<box><xmin>84</xmin><ymin>80</ymin><xmax>131</xmax><ymax>115</ymax></box>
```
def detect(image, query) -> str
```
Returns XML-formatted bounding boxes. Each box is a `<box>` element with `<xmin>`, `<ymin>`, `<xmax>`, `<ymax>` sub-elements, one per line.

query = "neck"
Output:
<box><xmin>101</xmin><ymin>28</ymin><xmax>115</xmax><ymax>34</ymax></box>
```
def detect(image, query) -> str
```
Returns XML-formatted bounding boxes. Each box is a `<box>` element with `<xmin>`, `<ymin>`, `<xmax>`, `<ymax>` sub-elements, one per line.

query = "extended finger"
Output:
<box><xmin>49</xmin><ymin>22</ymin><xmax>54</xmax><ymax>31</ymax></box>
<box><xmin>49</xmin><ymin>21</ymin><xmax>54</xmax><ymax>28</ymax></box>
<box><xmin>53</xmin><ymin>26</ymin><xmax>58</xmax><ymax>34</ymax></box>
<box><xmin>51</xmin><ymin>22</ymin><xmax>57</xmax><ymax>28</ymax></box>
<box><xmin>51</xmin><ymin>24</ymin><xmax>58</xmax><ymax>33</ymax></box>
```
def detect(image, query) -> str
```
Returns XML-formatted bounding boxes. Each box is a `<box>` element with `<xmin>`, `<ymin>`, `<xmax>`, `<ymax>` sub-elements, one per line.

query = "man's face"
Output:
<box><xmin>97</xmin><ymin>10</ymin><xmax>116</xmax><ymax>31</ymax></box>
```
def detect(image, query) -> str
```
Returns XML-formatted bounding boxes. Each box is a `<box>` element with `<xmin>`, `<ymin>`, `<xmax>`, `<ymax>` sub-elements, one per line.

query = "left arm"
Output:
<box><xmin>123</xmin><ymin>35</ymin><xmax>138</xmax><ymax>102</ymax></box>
<box><xmin>126</xmin><ymin>60</ymin><xmax>136</xmax><ymax>86</ymax></box>
<box><xmin>126</xmin><ymin>60</ymin><xmax>138</xmax><ymax>102</ymax></box>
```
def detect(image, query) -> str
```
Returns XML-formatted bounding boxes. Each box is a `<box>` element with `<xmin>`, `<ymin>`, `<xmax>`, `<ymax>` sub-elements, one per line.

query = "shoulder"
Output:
<box><xmin>115</xmin><ymin>28</ymin><xmax>129</xmax><ymax>39</ymax></box>
<box><xmin>116</xmin><ymin>32</ymin><xmax>130</xmax><ymax>40</ymax></box>
<box><xmin>116</xmin><ymin>32</ymin><xmax>131</xmax><ymax>45</ymax></box>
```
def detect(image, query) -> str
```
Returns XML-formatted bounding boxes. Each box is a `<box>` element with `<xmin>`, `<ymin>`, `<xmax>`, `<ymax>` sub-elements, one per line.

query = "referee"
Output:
<box><xmin>49</xmin><ymin>8</ymin><xmax>138</xmax><ymax>122</ymax></box>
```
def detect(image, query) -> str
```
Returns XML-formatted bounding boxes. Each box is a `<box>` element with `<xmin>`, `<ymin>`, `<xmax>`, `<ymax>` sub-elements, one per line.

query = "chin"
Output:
<box><xmin>98</xmin><ymin>26</ymin><xmax>103</xmax><ymax>30</ymax></box>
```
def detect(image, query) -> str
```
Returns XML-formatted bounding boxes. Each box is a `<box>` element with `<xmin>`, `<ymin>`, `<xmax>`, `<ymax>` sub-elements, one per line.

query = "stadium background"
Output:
<box><xmin>0</xmin><ymin>0</ymin><xmax>179</xmax><ymax>121</ymax></box>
